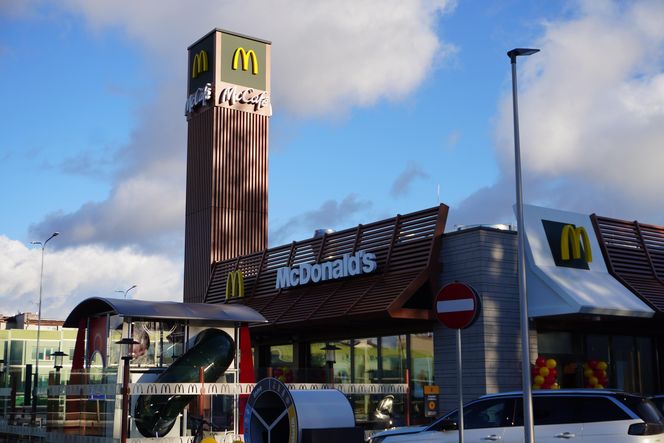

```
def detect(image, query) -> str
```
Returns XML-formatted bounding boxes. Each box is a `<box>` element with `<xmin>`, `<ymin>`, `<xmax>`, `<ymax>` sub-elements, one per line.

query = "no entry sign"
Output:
<box><xmin>435</xmin><ymin>282</ymin><xmax>481</xmax><ymax>329</ymax></box>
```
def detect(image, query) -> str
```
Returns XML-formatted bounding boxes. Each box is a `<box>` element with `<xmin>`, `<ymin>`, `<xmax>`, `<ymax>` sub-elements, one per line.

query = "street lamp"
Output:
<box><xmin>320</xmin><ymin>343</ymin><xmax>339</xmax><ymax>386</ymax></box>
<box><xmin>115</xmin><ymin>285</ymin><xmax>137</xmax><ymax>299</ymax></box>
<box><xmin>508</xmin><ymin>47</ymin><xmax>539</xmax><ymax>443</ymax></box>
<box><xmin>117</xmin><ymin>336</ymin><xmax>138</xmax><ymax>443</ymax></box>
<box><xmin>30</xmin><ymin>231</ymin><xmax>59</xmax><ymax>421</ymax></box>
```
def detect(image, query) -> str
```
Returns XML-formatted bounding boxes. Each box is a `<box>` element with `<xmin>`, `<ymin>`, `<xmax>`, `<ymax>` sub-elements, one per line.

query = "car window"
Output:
<box><xmin>433</xmin><ymin>398</ymin><xmax>513</xmax><ymax>430</ymax></box>
<box><xmin>513</xmin><ymin>396</ymin><xmax>581</xmax><ymax>426</ymax></box>
<box><xmin>580</xmin><ymin>397</ymin><xmax>631</xmax><ymax>422</ymax></box>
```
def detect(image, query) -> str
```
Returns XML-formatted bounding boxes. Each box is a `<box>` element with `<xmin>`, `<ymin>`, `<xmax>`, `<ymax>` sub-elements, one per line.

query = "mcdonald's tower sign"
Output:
<box><xmin>183</xmin><ymin>29</ymin><xmax>271</xmax><ymax>303</ymax></box>
<box><xmin>186</xmin><ymin>29</ymin><xmax>271</xmax><ymax>117</ymax></box>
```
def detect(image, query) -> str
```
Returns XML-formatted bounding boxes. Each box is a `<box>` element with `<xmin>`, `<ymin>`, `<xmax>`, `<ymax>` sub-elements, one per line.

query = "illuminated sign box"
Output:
<box><xmin>186</xmin><ymin>29</ymin><xmax>271</xmax><ymax>117</ymax></box>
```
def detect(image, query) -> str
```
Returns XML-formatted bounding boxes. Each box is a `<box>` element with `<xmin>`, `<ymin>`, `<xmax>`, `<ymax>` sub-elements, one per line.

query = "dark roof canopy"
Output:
<box><xmin>205</xmin><ymin>205</ymin><xmax>448</xmax><ymax>337</ymax></box>
<box><xmin>64</xmin><ymin>297</ymin><xmax>267</xmax><ymax>328</ymax></box>
<box><xmin>593</xmin><ymin>215</ymin><xmax>664</xmax><ymax>314</ymax></box>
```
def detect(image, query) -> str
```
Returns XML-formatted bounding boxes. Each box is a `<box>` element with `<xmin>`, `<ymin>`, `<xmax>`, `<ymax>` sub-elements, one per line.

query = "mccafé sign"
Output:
<box><xmin>186</xmin><ymin>29</ymin><xmax>271</xmax><ymax>117</ymax></box>
<box><xmin>276</xmin><ymin>250</ymin><xmax>378</xmax><ymax>290</ymax></box>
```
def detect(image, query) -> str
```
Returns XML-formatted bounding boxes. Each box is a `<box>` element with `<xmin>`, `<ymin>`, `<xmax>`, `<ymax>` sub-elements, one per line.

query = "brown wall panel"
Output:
<box><xmin>184</xmin><ymin>106</ymin><xmax>269</xmax><ymax>303</ymax></box>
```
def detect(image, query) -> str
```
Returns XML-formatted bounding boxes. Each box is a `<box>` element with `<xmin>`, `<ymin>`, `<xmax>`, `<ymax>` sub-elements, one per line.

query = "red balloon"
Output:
<box><xmin>599</xmin><ymin>377</ymin><xmax>608</xmax><ymax>386</ymax></box>
<box><xmin>548</xmin><ymin>368</ymin><xmax>558</xmax><ymax>378</ymax></box>
<box><xmin>545</xmin><ymin>375</ymin><xmax>556</xmax><ymax>385</ymax></box>
<box><xmin>589</xmin><ymin>360</ymin><xmax>598</xmax><ymax>369</ymax></box>
<box><xmin>536</xmin><ymin>357</ymin><xmax>547</xmax><ymax>367</ymax></box>
<box><xmin>531</xmin><ymin>367</ymin><xmax>540</xmax><ymax>377</ymax></box>
<box><xmin>594</xmin><ymin>369</ymin><xmax>604</xmax><ymax>378</ymax></box>
<box><xmin>541</xmin><ymin>383</ymin><xmax>551</xmax><ymax>390</ymax></box>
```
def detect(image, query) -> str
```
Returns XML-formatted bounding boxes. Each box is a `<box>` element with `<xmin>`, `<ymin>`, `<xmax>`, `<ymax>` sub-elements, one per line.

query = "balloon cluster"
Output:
<box><xmin>532</xmin><ymin>356</ymin><xmax>559</xmax><ymax>390</ymax></box>
<box><xmin>583</xmin><ymin>360</ymin><xmax>608</xmax><ymax>388</ymax></box>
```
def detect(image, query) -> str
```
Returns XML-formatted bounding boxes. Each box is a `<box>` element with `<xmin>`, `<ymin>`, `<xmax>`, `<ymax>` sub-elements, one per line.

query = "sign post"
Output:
<box><xmin>435</xmin><ymin>282</ymin><xmax>481</xmax><ymax>443</ymax></box>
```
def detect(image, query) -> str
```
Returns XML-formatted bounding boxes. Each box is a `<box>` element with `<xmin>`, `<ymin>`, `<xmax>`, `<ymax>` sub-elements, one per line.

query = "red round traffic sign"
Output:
<box><xmin>435</xmin><ymin>282</ymin><xmax>480</xmax><ymax>329</ymax></box>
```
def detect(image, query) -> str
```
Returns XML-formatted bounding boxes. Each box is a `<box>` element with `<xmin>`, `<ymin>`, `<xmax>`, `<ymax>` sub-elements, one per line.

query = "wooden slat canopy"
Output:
<box><xmin>205</xmin><ymin>205</ymin><xmax>448</xmax><ymax>334</ymax></box>
<box><xmin>592</xmin><ymin>214</ymin><xmax>664</xmax><ymax>313</ymax></box>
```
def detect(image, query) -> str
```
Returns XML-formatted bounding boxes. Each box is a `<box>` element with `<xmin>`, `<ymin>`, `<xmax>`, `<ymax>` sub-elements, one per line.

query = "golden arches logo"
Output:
<box><xmin>232</xmin><ymin>47</ymin><xmax>259</xmax><ymax>75</ymax></box>
<box><xmin>191</xmin><ymin>50</ymin><xmax>208</xmax><ymax>79</ymax></box>
<box><xmin>225</xmin><ymin>270</ymin><xmax>245</xmax><ymax>302</ymax></box>
<box><xmin>560</xmin><ymin>225</ymin><xmax>592</xmax><ymax>262</ymax></box>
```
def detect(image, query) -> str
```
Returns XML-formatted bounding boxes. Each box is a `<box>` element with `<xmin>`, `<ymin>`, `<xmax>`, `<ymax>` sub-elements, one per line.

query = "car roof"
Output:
<box><xmin>478</xmin><ymin>389</ymin><xmax>642</xmax><ymax>399</ymax></box>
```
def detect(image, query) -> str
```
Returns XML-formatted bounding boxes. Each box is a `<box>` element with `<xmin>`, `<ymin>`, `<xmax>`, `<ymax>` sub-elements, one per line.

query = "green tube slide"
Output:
<box><xmin>133</xmin><ymin>328</ymin><xmax>235</xmax><ymax>437</ymax></box>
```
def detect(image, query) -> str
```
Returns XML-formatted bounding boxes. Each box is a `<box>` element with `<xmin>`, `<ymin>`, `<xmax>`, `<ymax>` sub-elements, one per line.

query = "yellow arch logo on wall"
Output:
<box><xmin>232</xmin><ymin>47</ymin><xmax>259</xmax><ymax>75</ymax></box>
<box><xmin>560</xmin><ymin>225</ymin><xmax>592</xmax><ymax>262</ymax></box>
<box><xmin>225</xmin><ymin>270</ymin><xmax>245</xmax><ymax>302</ymax></box>
<box><xmin>191</xmin><ymin>50</ymin><xmax>209</xmax><ymax>78</ymax></box>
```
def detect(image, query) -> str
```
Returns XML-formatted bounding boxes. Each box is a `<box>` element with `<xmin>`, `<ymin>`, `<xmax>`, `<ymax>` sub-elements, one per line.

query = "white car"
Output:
<box><xmin>368</xmin><ymin>390</ymin><xmax>664</xmax><ymax>443</ymax></box>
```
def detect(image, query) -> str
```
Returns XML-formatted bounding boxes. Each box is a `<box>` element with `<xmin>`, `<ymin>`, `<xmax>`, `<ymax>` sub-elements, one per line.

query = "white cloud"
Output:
<box><xmin>454</xmin><ymin>0</ymin><xmax>664</xmax><ymax>227</ymax></box>
<box><xmin>0</xmin><ymin>236</ymin><xmax>182</xmax><ymax>318</ymax></box>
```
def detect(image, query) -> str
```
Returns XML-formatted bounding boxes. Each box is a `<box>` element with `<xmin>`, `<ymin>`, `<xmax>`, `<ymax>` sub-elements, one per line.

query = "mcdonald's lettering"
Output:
<box><xmin>225</xmin><ymin>270</ymin><xmax>245</xmax><ymax>302</ymax></box>
<box><xmin>561</xmin><ymin>225</ymin><xmax>592</xmax><ymax>262</ymax></box>
<box><xmin>232</xmin><ymin>47</ymin><xmax>259</xmax><ymax>75</ymax></box>
<box><xmin>191</xmin><ymin>50</ymin><xmax>209</xmax><ymax>78</ymax></box>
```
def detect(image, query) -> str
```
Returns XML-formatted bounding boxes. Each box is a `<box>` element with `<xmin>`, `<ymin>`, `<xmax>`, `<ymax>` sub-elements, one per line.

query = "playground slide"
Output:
<box><xmin>133</xmin><ymin>328</ymin><xmax>235</xmax><ymax>437</ymax></box>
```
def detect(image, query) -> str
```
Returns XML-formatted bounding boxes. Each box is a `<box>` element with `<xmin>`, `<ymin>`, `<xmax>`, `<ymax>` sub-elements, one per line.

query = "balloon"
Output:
<box><xmin>548</xmin><ymin>368</ymin><xmax>558</xmax><ymax>378</ymax></box>
<box><xmin>539</xmin><ymin>367</ymin><xmax>550</xmax><ymax>377</ymax></box>
<box><xmin>546</xmin><ymin>359</ymin><xmax>557</xmax><ymax>369</ymax></box>
<box><xmin>589</xmin><ymin>376</ymin><xmax>598</xmax><ymax>386</ymax></box>
<box><xmin>534</xmin><ymin>375</ymin><xmax>544</xmax><ymax>385</ymax></box>
<box><xmin>532</xmin><ymin>384</ymin><xmax>541</xmax><ymax>390</ymax></box>
<box><xmin>594</xmin><ymin>369</ymin><xmax>606</xmax><ymax>379</ymax></box>
<box><xmin>589</xmin><ymin>360</ymin><xmax>598</xmax><ymax>369</ymax></box>
<box><xmin>597</xmin><ymin>361</ymin><xmax>607</xmax><ymax>371</ymax></box>
<box><xmin>541</xmin><ymin>383</ymin><xmax>551</xmax><ymax>390</ymax></box>
<box><xmin>536</xmin><ymin>357</ymin><xmax>546</xmax><ymax>367</ymax></box>
<box><xmin>552</xmin><ymin>383</ymin><xmax>560</xmax><ymax>389</ymax></box>
<box><xmin>531</xmin><ymin>367</ymin><xmax>540</xmax><ymax>377</ymax></box>
<box><xmin>584</xmin><ymin>368</ymin><xmax>594</xmax><ymax>378</ymax></box>
<box><xmin>545</xmin><ymin>375</ymin><xmax>556</xmax><ymax>385</ymax></box>
<box><xmin>595</xmin><ymin>384</ymin><xmax>604</xmax><ymax>389</ymax></box>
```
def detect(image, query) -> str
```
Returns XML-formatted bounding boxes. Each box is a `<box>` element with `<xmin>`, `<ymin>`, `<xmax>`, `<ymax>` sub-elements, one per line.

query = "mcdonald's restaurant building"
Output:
<box><xmin>182</xmin><ymin>29</ymin><xmax>664</xmax><ymax>428</ymax></box>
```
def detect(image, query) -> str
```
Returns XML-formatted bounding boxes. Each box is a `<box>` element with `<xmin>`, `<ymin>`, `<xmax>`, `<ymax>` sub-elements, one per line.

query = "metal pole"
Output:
<box><xmin>31</xmin><ymin>232</ymin><xmax>58</xmax><ymax>422</ymax></box>
<box><xmin>456</xmin><ymin>329</ymin><xmax>464</xmax><ymax>443</ymax></box>
<box><xmin>508</xmin><ymin>48</ymin><xmax>538</xmax><ymax>443</ymax></box>
<box><xmin>121</xmin><ymin>356</ymin><xmax>130</xmax><ymax>443</ymax></box>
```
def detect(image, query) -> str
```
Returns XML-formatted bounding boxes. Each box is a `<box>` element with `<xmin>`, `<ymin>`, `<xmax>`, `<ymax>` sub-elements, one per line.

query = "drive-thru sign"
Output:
<box><xmin>435</xmin><ymin>282</ymin><xmax>480</xmax><ymax>329</ymax></box>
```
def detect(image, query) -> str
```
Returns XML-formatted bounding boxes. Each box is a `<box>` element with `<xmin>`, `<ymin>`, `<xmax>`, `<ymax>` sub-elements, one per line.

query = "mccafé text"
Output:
<box><xmin>219</xmin><ymin>87</ymin><xmax>270</xmax><ymax>112</ymax></box>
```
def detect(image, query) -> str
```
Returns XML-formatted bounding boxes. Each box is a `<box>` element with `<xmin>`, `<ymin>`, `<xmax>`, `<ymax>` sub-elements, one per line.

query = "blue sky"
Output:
<box><xmin>2</xmin><ymin>0</ymin><xmax>664</xmax><ymax>318</ymax></box>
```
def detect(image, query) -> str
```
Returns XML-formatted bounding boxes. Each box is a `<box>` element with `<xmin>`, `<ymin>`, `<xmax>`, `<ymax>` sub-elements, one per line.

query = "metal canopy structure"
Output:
<box><xmin>64</xmin><ymin>296</ymin><xmax>267</xmax><ymax>327</ymax></box>
<box><xmin>593</xmin><ymin>214</ymin><xmax>664</xmax><ymax>314</ymax></box>
<box><xmin>205</xmin><ymin>205</ymin><xmax>448</xmax><ymax>335</ymax></box>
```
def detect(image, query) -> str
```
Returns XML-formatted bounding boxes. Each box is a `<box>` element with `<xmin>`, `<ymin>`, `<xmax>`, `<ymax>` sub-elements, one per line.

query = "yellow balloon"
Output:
<box><xmin>595</xmin><ymin>384</ymin><xmax>604</xmax><ymax>389</ymax></box>
<box><xmin>546</xmin><ymin>359</ymin><xmax>557</xmax><ymax>369</ymax></box>
<box><xmin>597</xmin><ymin>361</ymin><xmax>607</xmax><ymax>371</ymax></box>
<box><xmin>532</xmin><ymin>384</ymin><xmax>541</xmax><ymax>390</ymax></box>
<box><xmin>589</xmin><ymin>376</ymin><xmax>598</xmax><ymax>386</ymax></box>
<box><xmin>584</xmin><ymin>368</ymin><xmax>594</xmax><ymax>378</ymax></box>
<box><xmin>539</xmin><ymin>367</ymin><xmax>550</xmax><ymax>377</ymax></box>
<box><xmin>552</xmin><ymin>383</ymin><xmax>560</xmax><ymax>389</ymax></box>
<box><xmin>534</xmin><ymin>375</ymin><xmax>544</xmax><ymax>385</ymax></box>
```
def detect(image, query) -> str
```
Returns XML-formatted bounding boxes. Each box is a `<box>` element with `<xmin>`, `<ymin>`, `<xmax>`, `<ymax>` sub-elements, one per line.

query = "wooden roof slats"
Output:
<box><xmin>592</xmin><ymin>214</ymin><xmax>664</xmax><ymax>313</ymax></box>
<box><xmin>205</xmin><ymin>205</ymin><xmax>449</xmax><ymax>324</ymax></box>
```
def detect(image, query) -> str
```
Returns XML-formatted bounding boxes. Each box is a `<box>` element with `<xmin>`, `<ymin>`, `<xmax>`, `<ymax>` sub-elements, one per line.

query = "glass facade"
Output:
<box><xmin>537</xmin><ymin>331</ymin><xmax>659</xmax><ymax>394</ymax></box>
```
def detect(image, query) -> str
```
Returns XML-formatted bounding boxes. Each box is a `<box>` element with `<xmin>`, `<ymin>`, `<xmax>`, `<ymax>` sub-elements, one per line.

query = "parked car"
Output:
<box><xmin>651</xmin><ymin>395</ymin><xmax>664</xmax><ymax>415</ymax></box>
<box><xmin>367</xmin><ymin>389</ymin><xmax>664</xmax><ymax>443</ymax></box>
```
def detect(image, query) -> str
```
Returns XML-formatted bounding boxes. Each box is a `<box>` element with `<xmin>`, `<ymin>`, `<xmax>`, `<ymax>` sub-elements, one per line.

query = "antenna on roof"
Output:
<box><xmin>437</xmin><ymin>184</ymin><xmax>441</xmax><ymax>204</ymax></box>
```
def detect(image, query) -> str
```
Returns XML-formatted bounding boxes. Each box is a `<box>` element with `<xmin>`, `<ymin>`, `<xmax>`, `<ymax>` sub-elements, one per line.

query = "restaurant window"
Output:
<box><xmin>270</xmin><ymin>344</ymin><xmax>294</xmax><ymax>382</ymax></box>
<box><xmin>410</xmin><ymin>332</ymin><xmax>434</xmax><ymax>423</ymax></box>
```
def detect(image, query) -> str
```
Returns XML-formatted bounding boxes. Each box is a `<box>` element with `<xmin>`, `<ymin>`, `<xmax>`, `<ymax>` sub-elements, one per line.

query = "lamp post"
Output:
<box><xmin>30</xmin><ymin>231</ymin><xmax>59</xmax><ymax>422</ymax></box>
<box><xmin>117</xmin><ymin>337</ymin><xmax>138</xmax><ymax>443</ymax></box>
<box><xmin>115</xmin><ymin>285</ymin><xmax>137</xmax><ymax>299</ymax></box>
<box><xmin>320</xmin><ymin>343</ymin><xmax>339</xmax><ymax>386</ymax></box>
<box><xmin>507</xmin><ymin>47</ymin><xmax>539</xmax><ymax>443</ymax></box>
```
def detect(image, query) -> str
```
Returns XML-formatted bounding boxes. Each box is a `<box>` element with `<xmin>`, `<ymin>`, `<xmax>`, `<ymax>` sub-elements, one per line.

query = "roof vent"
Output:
<box><xmin>313</xmin><ymin>229</ymin><xmax>335</xmax><ymax>238</ymax></box>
